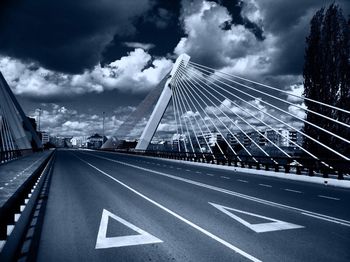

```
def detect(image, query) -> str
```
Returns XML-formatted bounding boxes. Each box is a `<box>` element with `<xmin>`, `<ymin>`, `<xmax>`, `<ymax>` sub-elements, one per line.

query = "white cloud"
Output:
<box><xmin>288</xmin><ymin>102</ymin><xmax>306</xmax><ymax>120</ymax></box>
<box><xmin>0</xmin><ymin>48</ymin><xmax>173</xmax><ymax>98</ymax></box>
<box><xmin>124</xmin><ymin>42</ymin><xmax>155</xmax><ymax>50</ymax></box>
<box><xmin>174</xmin><ymin>0</ymin><xmax>277</xmax><ymax>77</ymax></box>
<box><xmin>287</xmin><ymin>83</ymin><xmax>304</xmax><ymax>102</ymax></box>
<box><xmin>30</xmin><ymin>104</ymin><xmax>125</xmax><ymax>137</ymax></box>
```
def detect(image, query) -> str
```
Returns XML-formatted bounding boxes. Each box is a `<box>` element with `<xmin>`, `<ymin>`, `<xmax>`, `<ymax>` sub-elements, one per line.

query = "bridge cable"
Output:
<box><xmin>173</xmin><ymin>74</ymin><xmax>201</xmax><ymax>156</ymax></box>
<box><xmin>184</xmin><ymin>66</ymin><xmax>331</xmax><ymax>167</ymax></box>
<box><xmin>179</xmin><ymin>66</ymin><xmax>272</xmax><ymax>163</ymax></box>
<box><xmin>186</xmin><ymin>65</ymin><xmax>349</xmax><ymax>162</ymax></box>
<box><xmin>173</xmin><ymin>74</ymin><xmax>208</xmax><ymax>156</ymax></box>
<box><xmin>170</xmin><ymin>75</ymin><xmax>181</xmax><ymax>152</ymax></box>
<box><xmin>172</xmin><ymin>67</ymin><xmax>196</xmax><ymax>154</ymax></box>
<box><xmin>189</xmin><ymin>64</ymin><xmax>350</xmax><ymax>146</ymax></box>
<box><xmin>175</xmin><ymin>73</ymin><xmax>215</xmax><ymax>156</ymax></box>
<box><xmin>189</xmin><ymin>61</ymin><xmax>350</xmax><ymax>116</ymax></box>
<box><xmin>175</xmin><ymin>67</ymin><xmax>230</xmax><ymax>160</ymax></box>
<box><xmin>180</xmin><ymin>66</ymin><xmax>295</xmax><ymax>164</ymax></box>
<box><xmin>177</xmin><ymin>67</ymin><xmax>247</xmax><ymax>161</ymax></box>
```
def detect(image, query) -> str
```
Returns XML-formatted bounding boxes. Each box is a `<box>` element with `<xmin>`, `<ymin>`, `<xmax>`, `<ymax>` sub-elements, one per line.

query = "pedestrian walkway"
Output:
<box><xmin>0</xmin><ymin>150</ymin><xmax>53</xmax><ymax>206</ymax></box>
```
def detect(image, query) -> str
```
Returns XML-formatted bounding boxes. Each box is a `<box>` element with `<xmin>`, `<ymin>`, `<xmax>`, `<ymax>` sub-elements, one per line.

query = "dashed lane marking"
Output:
<box><xmin>318</xmin><ymin>195</ymin><xmax>340</xmax><ymax>201</ymax></box>
<box><xmin>284</xmin><ymin>189</ymin><xmax>302</xmax><ymax>194</ymax></box>
<box><xmin>259</xmin><ymin>184</ymin><xmax>272</xmax><ymax>188</ymax></box>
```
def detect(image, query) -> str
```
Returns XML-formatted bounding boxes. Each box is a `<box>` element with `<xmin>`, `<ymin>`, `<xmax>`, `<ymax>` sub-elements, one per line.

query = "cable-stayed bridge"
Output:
<box><xmin>102</xmin><ymin>54</ymin><xmax>350</xmax><ymax>178</ymax></box>
<box><xmin>0</xmin><ymin>55</ymin><xmax>350</xmax><ymax>262</ymax></box>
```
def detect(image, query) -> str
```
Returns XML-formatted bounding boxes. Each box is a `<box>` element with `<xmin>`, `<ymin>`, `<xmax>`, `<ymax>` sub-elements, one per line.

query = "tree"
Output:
<box><xmin>303</xmin><ymin>3</ymin><xmax>350</xmax><ymax>158</ymax></box>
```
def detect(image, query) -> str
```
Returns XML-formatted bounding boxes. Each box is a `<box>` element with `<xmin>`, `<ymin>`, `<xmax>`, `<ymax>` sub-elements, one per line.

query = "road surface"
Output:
<box><xmin>37</xmin><ymin>149</ymin><xmax>350</xmax><ymax>262</ymax></box>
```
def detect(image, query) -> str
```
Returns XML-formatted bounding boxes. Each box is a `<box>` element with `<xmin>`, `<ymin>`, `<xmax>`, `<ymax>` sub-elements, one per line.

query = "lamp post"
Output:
<box><xmin>38</xmin><ymin>108</ymin><xmax>42</xmax><ymax>132</ymax></box>
<box><xmin>102</xmin><ymin>111</ymin><xmax>105</xmax><ymax>141</ymax></box>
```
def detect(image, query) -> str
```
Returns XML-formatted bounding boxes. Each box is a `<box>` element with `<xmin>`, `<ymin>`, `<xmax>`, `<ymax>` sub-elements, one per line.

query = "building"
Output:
<box><xmin>227</xmin><ymin>129</ymin><xmax>303</xmax><ymax>149</ymax></box>
<box><xmin>198</xmin><ymin>132</ymin><xmax>224</xmax><ymax>147</ymax></box>
<box><xmin>87</xmin><ymin>134</ymin><xmax>107</xmax><ymax>149</ymax></box>
<box><xmin>70</xmin><ymin>136</ymin><xmax>87</xmax><ymax>148</ymax></box>
<box><xmin>40</xmin><ymin>131</ymin><xmax>50</xmax><ymax>145</ymax></box>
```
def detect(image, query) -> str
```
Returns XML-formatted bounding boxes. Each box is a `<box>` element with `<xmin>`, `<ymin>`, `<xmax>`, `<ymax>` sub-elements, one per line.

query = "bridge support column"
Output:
<box><xmin>136</xmin><ymin>54</ymin><xmax>190</xmax><ymax>151</ymax></box>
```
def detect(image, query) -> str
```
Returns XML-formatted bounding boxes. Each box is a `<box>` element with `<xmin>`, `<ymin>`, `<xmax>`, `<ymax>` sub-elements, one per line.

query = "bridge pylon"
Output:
<box><xmin>135</xmin><ymin>54</ymin><xmax>190</xmax><ymax>151</ymax></box>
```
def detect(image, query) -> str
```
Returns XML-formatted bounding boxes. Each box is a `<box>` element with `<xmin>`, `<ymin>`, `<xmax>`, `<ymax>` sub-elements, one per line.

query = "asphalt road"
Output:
<box><xmin>37</xmin><ymin>149</ymin><xmax>350</xmax><ymax>262</ymax></box>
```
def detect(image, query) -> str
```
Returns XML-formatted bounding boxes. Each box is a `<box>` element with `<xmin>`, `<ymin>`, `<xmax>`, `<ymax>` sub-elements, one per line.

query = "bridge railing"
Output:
<box><xmin>0</xmin><ymin>149</ymin><xmax>33</xmax><ymax>165</ymax></box>
<box><xmin>100</xmin><ymin>148</ymin><xmax>349</xmax><ymax>180</ymax></box>
<box><xmin>0</xmin><ymin>150</ymin><xmax>55</xmax><ymax>261</ymax></box>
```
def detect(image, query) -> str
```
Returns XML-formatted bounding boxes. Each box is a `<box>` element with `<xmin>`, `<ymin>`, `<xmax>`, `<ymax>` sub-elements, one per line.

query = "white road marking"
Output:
<box><xmin>0</xmin><ymin>187</ymin><xmax>3</xmax><ymax>190</ymax></box>
<box><xmin>176</xmin><ymin>167</ymin><xmax>182</xmax><ymax>170</ymax></box>
<box><xmin>196</xmin><ymin>171</ymin><xmax>202</xmax><ymax>174</ymax></box>
<box><xmin>206</xmin><ymin>173</ymin><xmax>214</xmax><ymax>176</ymax></box>
<box><xmin>284</xmin><ymin>189</ymin><xmax>302</xmax><ymax>194</ymax></box>
<box><xmin>237</xmin><ymin>179</ymin><xmax>248</xmax><ymax>183</ymax></box>
<box><xmin>221</xmin><ymin>176</ymin><xmax>230</xmax><ymax>180</ymax></box>
<box><xmin>210</xmin><ymin>203</ymin><xmax>304</xmax><ymax>233</ymax></box>
<box><xmin>259</xmin><ymin>184</ymin><xmax>272</xmax><ymax>188</ymax></box>
<box><xmin>95</xmin><ymin>209</ymin><xmax>162</xmax><ymax>249</ymax></box>
<box><xmin>75</xmin><ymin>154</ymin><xmax>261</xmax><ymax>262</ymax></box>
<box><xmin>185</xmin><ymin>169</ymin><xmax>191</xmax><ymax>172</ymax></box>
<box><xmin>4</xmin><ymin>183</ymin><xmax>9</xmax><ymax>186</ymax></box>
<box><xmin>82</xmin><ymin>152</ymin><xmax>350</xmax><ymax>227</ymax></box>
<box><xmin>318</xmin><ymin>195</ymin><xmax>340</xmax><ymax>201</ymax></box>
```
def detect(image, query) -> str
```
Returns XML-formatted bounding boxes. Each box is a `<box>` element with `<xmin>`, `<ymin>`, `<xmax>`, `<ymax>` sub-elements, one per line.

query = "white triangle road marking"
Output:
<box><xmin>209</xmin><ymin>202</ymin><xmax>304</xmax><ymax>233</ymax></box>
<box><xmin>95</xmin><ymin>209</ymin><xmax>163</xmax><ymax>249</ymax></box>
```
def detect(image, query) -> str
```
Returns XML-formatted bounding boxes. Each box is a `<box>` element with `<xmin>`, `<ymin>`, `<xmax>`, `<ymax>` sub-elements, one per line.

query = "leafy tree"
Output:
<box><xmin>303</xmin><ymin>3</ymin><xmax>350</xmax><ymax>158</ymax></box>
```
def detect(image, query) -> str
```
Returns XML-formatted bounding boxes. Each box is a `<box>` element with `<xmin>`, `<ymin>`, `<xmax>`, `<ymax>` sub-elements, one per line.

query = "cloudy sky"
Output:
<box><xmin>0</xmin><ymin>0</ymin><xmax>349</xmax><ymax>138</ymax></box>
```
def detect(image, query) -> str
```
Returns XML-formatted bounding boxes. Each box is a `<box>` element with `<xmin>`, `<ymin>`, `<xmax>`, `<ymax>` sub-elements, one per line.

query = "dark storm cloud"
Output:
<box><xmin>0</xmin><ymin>0</ymin><xmax>152</xmax><ymax>74</ymax></box>
<box><xmin>101</xmin><ymin>1</ymin><xmax>183</xmax><ymax>65</ymax></box>
<box><xmin>215</xmin><ymin>0</ymin><xmax>265</xmax><ymax>40</ymax></box>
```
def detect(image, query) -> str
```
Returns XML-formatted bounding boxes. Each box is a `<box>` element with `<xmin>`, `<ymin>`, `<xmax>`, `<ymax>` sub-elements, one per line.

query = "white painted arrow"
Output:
<box><xmin>95</xmin><ymin>209</ymin><xmax>163</xmax><ymax>249</ymax></box>
<box><xmin>209</xmin><ymin>202</ymin><xmax>304</xmax><ymax>233</ymax></box>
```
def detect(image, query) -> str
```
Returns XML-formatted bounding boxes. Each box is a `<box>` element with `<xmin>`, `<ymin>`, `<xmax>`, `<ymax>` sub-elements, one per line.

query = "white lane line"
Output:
<box><xmin>4</xmin><ymin>183</ymin><xmax>9</xmax><ymax>186</ymax></box>
<box><xmin>221</xmin><ymin>176</ymin><xmax>230</xmax><ymax>180</ymax></box>
<box><xmin>75</xmin><ymin>154</ymin><xmax>261</xmax><ymax>262</ymax></box>
<box><xmin>206</xmin><ymin>173</ymin><xmax>214</xmax><ymax>176</ymax></box>
<box><xmin>0</xmin><ymin>187</ymin><xmax>3</xmax><ymax>190</ymax></box>
<box><xmin>318</xmin><ymin>195</ymin><xmax>340</xmax><ymax>201</ymax></box>
<box><xmin>185</xmin><ymin>169</ymin><xmax>191</xmax><ymax>172</ymax></box>
<box><xmin>284</xmin><ymin>189</ymin><xmax>302</xmax><ymax>194</ymax></box>
<box><xmin>259</xmin><ymin>184</ymin><xmax>272</xmax><ymax>188</ymax></box>
<box><xmin>83</xmin><ymin>152</ymin><xmax>350</xmax><ymax>227</ymax></box>
<box><xmin>237</xmin><ymin>179</ymin><xmax>248</xmax><ymax>183</ymax></box>
<box><xmin>196</xmin><ymin>171</ymin><xmax>202</xmax><ymax>174</ymax></box>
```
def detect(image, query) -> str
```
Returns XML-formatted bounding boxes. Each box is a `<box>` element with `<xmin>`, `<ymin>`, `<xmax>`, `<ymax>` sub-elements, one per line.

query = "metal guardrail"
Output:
<box><xmin>0</xmin><ymin>149</ymin><xmax>34</xmax><ymax>165</ymax></box>
<box><xmin>100</xmin><ymin>149</ymin><xmax>349</xmax><ymax>180</ymax></box>
<box><xmin>0</xmin><ymin>150</ymin><xmax>55</xmax><ymax>261</ymax></box>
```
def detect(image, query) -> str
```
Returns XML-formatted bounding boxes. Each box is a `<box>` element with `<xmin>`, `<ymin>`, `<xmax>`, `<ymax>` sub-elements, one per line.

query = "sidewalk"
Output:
<box><xmin>0</xmin><ymin>150</ymin><xmax>53</xmax><ymax>206</ymax></box>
